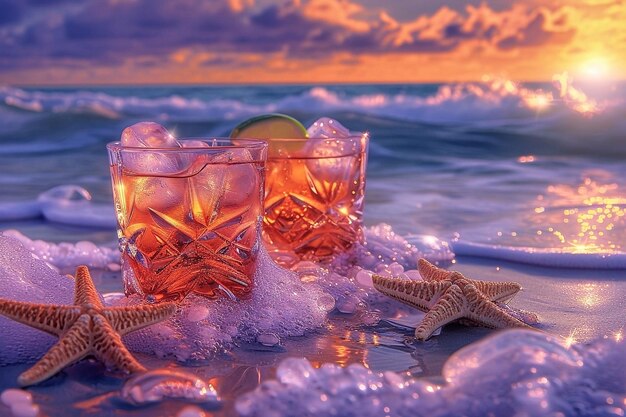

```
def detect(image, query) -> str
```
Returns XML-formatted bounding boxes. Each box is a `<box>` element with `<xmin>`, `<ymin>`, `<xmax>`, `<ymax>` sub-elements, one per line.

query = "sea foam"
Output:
<box><xmin>236</xmin><ymin>329</ymin><xmax>626</xmax><ymax>417</ymax></box>
<box><xmin>119</xmin><ymin>247</ymin><xmax>333</xmax><ymax>361</ymax></box>
<box><xmin>0</xmin><ymin>235</ymin><xmax>73</xmax><ymax>365</ymax></box>
<box><xmin>0</xmin><ymin>185</ymin><xmax>115</xmax><ymax>228</ymax></box>
<box><xmin>2</xmin><ymin>230</ymin><xmax>119</xmax><ymax>271</ymax></box>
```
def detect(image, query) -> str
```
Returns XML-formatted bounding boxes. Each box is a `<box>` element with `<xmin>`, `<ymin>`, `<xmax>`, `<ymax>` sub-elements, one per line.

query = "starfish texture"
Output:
<box><xmin>0</xmin><ymin>265</ymin><xmax>176</xmax><ymax>386</ymax></box>
<box><xmin>373</xmin><ymin>259</ymin><xmax>534</xmax><ymax>340</ymax></box>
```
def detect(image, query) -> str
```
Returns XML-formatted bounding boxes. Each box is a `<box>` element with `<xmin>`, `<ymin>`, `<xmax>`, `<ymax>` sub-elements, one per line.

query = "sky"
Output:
<box><xmin>0</xmin><ymin>0</ymin><xmax>624</xmax><ymax>85</ymax></box>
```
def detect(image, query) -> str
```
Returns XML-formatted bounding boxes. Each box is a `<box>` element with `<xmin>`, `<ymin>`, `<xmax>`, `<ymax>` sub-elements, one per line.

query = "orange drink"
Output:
<box><xmin>262</xmin><ymin>134</ymin><xmax>369</xmax><ymax>264</ymax></box>
<box><xmin>107</xmin><ymin>138</ymin><xmax>267</xmax><ymax>302</ymax></box>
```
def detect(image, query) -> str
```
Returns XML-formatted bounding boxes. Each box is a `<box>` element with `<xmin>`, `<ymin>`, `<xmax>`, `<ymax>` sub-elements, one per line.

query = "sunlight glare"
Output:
<box><xmin>580</xmin><ymin>58</ymin><xmax>609</xmax><ymax>80</ymax></box>
<box><xmin>564</xmin><ymin>329</ymin><xmax>577</xmax><ymax>348</ymax></box>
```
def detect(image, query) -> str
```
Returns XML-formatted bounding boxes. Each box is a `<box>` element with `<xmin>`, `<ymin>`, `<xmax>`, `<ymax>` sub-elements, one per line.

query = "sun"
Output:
<box><xmin>579</xmin><ymin>57</ymin><xmax>610</xmax><ymax>80</ymax></box>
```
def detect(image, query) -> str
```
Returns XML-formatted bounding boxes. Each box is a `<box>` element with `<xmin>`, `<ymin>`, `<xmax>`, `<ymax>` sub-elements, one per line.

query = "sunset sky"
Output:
<box><xmin>0</xmin><ymin>0</ymin><xmax>624</xmax><ymax>85</ymax></box>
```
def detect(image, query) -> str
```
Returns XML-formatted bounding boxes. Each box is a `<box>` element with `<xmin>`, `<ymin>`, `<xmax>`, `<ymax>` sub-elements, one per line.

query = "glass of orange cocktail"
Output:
<box><xmin>262</xmin><ymin>132</ymin><xmax>369</xmax><ymax>264</ymax></box>
<box><xmin>107</xmin><ymin>137</ymin><xmax>267</xmax><ymax>302</ymax></box>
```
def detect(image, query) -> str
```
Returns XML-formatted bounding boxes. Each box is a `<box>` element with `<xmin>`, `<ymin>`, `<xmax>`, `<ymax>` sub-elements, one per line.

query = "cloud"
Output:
<box><xmin>375</xmin><ymin>3</ymin><xmax>575</xmax><ymax>53</ymax></box>
<box><xmin>0</xmin><ymin>1</ymin><xmax>22</xmax><ymax>26</ymax></box>
<box><xmin>0</xmin><ymin>0</ymin><xmax>577</xmax><ymax>72</ymax></box>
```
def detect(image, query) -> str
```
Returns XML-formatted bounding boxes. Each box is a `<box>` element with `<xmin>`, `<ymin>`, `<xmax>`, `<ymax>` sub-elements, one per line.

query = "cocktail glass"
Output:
<box><xmin>107</xmin><ymin>138</ymin><xmax>267</xmax><ymax>302</ymax></box>
<box><xmin>262</xmin><ymin>133</ymin><xmax>369</xmax><ymax>264</ymax></box>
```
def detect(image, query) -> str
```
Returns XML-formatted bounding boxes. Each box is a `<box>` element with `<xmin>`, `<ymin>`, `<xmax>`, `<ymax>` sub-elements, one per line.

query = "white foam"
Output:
<box><xmin>235</xmin><ymin>329</ymin><xmax>626</xmax><ymax>417</ymax></box>
<box><xmin>453</xmin><ymin>240</ymin><xmax>626</xmax><ymax>269</ymax></box>
<box><xmin>0</xmin><ymin>235</ymin><xmax>74</xmax><ymax>365</ymax></box>
<box><xmin>2</xmin><ymin>230</ymin><xmax>119</xmax><ymax>271</ymax></box>
<box><xmin>332</xmin><ymin>223</ymin><xmax>454</xmax><ymax>273</ymax></box>
<box><xmin>119</xmin><ymin>247</ymin><xmax>332</xmax><ymax>360</ymax></box>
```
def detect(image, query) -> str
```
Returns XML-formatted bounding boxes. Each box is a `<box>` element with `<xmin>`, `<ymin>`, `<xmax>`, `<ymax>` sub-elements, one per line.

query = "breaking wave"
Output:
<box><xmin>1</xmin><ymin>75</ymin><xmax>625</xmax><ymax>156</ymax></box>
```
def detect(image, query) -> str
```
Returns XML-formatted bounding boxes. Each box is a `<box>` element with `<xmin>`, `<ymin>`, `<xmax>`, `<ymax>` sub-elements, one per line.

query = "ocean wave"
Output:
<box><xmin>452</xmin><ymin>240</ymin><xmax>626</xmax><ymax>269</ymax></box>
<box><xmin>1</xmin><ymin>77</ymin><xmax>623</xmax><ymax>126</ymax></box>
<box><xmin>2</xmin><ymin>78</ymin><xmax>625</xmax><ymax>158</ymax></box>
<box><xmin>0</xmin><ymin>185</ymin><xmax>115</xmax><ymax>228</ymax></box>
<box><xmin>0</xmin><ymin>85</ymin><xmax>266</xmax><ymax>121</ymax></box>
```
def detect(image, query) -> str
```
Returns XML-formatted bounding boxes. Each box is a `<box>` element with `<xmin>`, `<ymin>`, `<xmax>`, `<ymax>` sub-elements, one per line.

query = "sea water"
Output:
<box><xmin>0</xmin><ymin>79</ymin><xmax>625</xmax><ymax>416</ymax></box>
<box><xmin>1</xmin><ymin>80</ymin><xmax>625</xmax><ymax>258</ymax></box>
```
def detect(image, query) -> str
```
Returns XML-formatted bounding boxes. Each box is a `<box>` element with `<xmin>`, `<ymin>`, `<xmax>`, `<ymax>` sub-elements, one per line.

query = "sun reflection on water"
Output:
<box><xmin>503</xmin><ymin>173</ymin><xmax>626</xmax><ymax>254</ymax></box>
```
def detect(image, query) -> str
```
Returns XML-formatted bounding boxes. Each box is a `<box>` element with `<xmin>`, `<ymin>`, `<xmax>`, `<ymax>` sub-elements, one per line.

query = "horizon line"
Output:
<box><xmin>6</xmin><ymin>78</ymin><xmax>582</xmax><ymax>89</ymax></box>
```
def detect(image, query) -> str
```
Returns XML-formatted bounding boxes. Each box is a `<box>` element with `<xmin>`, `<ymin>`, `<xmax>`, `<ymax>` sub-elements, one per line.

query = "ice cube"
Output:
<box><xmin>220</xmin><ymin>148</ymin><xmax>260</xmax><ymax>207</ymax></box>
<box><xmin>120</xmin><ymin>122</ymin><xmax>184</xmax><ymax>175</ymax></box>
<box><xmin>187</xmin><ymin>151</ymin><xmax>230</xmax><ymax>223</ymax></box>
<box><xmin>304</xmin><ymin>138</ymin><xmax>355</xmax><ymax>199</ymax></box>
<box><xmin>306</xmin><ymin>117</ymin><xmax>350</xmax><ymax>139</ymax></box>
<box><xmin>121</xmin><ymin>122</ymin><xmax>179</xmax><ymax>148</ymax></box>
<box><xmin>303</xmin><ymin>119</ymin><xmax>359</xmax><ymax>188</ymax></box>
<box><xmin>134</xmin><ymin>176</ymin><xmax>186</xmax><ymax>213</ymax></box>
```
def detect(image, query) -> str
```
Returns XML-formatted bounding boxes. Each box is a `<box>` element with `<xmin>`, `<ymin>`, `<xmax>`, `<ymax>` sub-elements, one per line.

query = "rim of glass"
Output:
<box><xmin>107</xmin><ymin>137</ymin><xmax>268</xmax><ymax>152</ymax></box>
<box><xmin>266</xmin><ymin>133</ymin><xmax>368</xmax><ymax>143</ymax></box>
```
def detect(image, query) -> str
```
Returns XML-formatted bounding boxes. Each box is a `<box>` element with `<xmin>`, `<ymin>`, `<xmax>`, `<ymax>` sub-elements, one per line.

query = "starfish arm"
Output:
<box><xmin>372</xmin><ymin>275</ymin><xmax>449</xmax><ymax>312</ymax></box>
<box><xmin>415</xmin><ymin>285</ymin><xmax>465</xmax><ymax>340</ymax></box>
<box><xmin>464</xmin><ymin>284</ymin><xmax>533</xmax><ymax>330</ymax></box>
<box><xmin>73</xmin><ymin>265</ymin><xmax>104</xmax><ymax>309</ymax></box>
<box><xmin>103</xmin><ymin>303</ymin><xmax>177</xmax><ymax>336</ymax></box>
<box><xmin>0</xmin><ymin>299</ymin><xmax>81</xmax><ymax>336</ymax></box>
<box><xmin>417</xmin><ymin>259</ymin><xmax>452</xmax><ymax>282</ymax></box>
<box><xmin>91</xmin><ymin>315</ymin><xmax>146</xmax><ymax>374</ymax></box>
<box><xmin>469</xmin><ymin>279</ymin><xmax>521</xmax><ymax>303</ymax></box>
<box><xmin>17</xmin><ymin>314</ymin><xmax>92</xmax><ymax>386</ymax></box>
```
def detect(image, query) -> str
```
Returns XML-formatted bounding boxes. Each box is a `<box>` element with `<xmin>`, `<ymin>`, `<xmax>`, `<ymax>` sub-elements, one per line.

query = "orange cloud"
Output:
<box><xmin>0</xmin><ymin>0</ymin><xmax>623</xmax><ymax>85</ymax></box>
<box><xmin>299</xmin><ymin>0</ymin><xmax>371</xmax><ymax>32</ymax></box>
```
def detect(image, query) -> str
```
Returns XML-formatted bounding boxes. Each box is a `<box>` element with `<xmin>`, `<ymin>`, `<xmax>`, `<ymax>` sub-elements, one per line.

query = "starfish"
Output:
<box><xmin>0</xmin><ymin>265</ymin><xmax>176</xmax><ymax>386</ymax></box>
<box><xmin>373</xmin><ymin>259</ymin><xmax>534</xmax><ymax>340</ymax></box>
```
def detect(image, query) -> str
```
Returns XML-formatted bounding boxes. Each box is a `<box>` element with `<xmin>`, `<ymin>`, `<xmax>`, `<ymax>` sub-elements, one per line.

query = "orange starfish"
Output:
<box><xmin>373</xmin><ymin>259</ymin><xmax>533</xmax><ymax>340</ymax></box>
<box><xmin>0</xmin><ymin>265</ymin><xmax>176</xmax><ymax>386</ymax></box>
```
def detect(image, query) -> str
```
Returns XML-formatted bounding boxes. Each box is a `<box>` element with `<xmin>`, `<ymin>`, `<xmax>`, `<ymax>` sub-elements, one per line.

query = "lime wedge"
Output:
<box><xmin>230</xmin><ymin>113</ymin><xmax>307</xmax><ymax>157</ymax></box>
